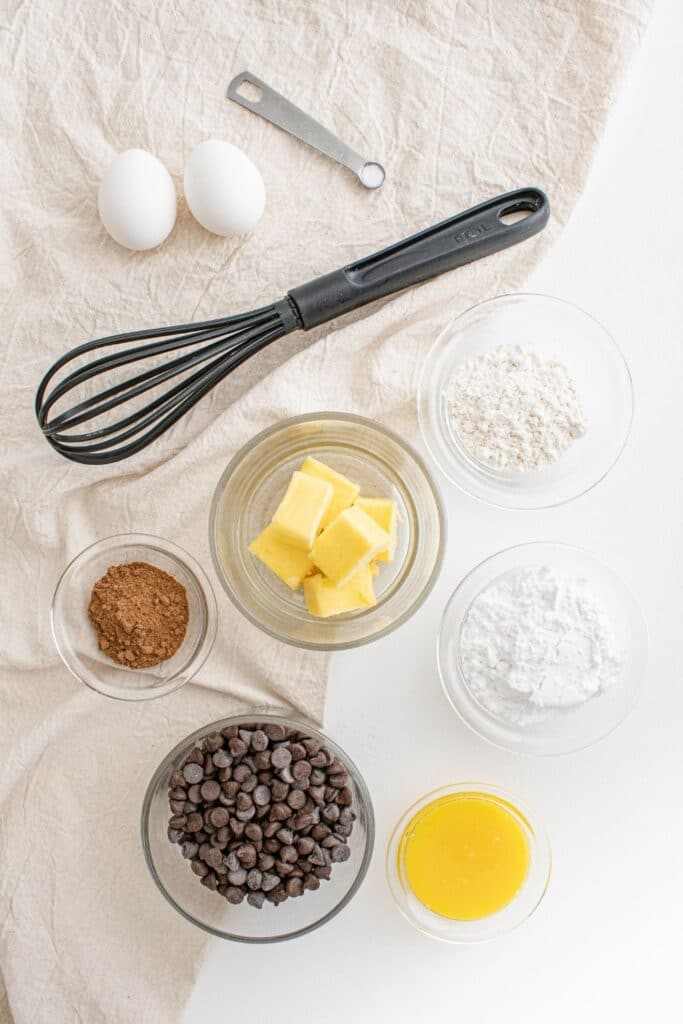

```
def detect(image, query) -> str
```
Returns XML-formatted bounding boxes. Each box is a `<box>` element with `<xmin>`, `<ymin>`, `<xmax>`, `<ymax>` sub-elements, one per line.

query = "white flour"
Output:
<box><xmin>460</xmin><ymin>566</ymin><xmax>622</xmax><ymax>724</ymax></box>
<box><xmin>448</xmin><ymin>344</ymin><xmax>586</xmax><ymax>471</ymax></box>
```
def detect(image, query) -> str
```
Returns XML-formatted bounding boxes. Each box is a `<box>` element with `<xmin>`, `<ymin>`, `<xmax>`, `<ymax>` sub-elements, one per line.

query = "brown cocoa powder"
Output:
<box><xmin>88</xmin><ymin>561</ymin><xmax>189</xmax><ymax>669</ymax></box>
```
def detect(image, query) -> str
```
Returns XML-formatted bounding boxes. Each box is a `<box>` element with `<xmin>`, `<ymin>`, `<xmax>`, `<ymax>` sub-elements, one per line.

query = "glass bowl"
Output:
<box><xmin>52</xmin><ymin>534</ymin><xmax>217</xmax><ymax>701</ymax></box>
<box><xmin>418</xmin><ymin>293</ymin><xmax>633</xmax><ymax>509</ymax></box>
<box><xmin>387</xmin><ymin>783</ymin><xmax>551</xmax><ymax>942</ymax></box>
<box><xmin>438</xmin><ymin>542</ymin><xmax>648</xmax><ymax>755</ymax></box>
<box><xmin>141</xmin><ymin>711</ymin><xmax>375</xmax><ymax>942</ymax></box>
<box><xmin>209</xmin><ymin>413</ymin><xmax>445</xmax><ymax>650</ymax></box>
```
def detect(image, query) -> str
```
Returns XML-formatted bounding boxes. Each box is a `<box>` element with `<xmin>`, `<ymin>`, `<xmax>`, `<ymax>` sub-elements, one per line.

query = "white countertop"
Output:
<box><xmin>185</xmin><ymin>0</ymin><xmax>682</xmax><ymax>1019</ymax></box>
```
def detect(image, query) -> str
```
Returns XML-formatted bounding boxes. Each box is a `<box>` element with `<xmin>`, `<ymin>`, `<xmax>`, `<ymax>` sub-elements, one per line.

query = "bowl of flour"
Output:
<box><xmin>418</xmin><ymin>294</ymin><xmax>633</xmax><ymax>509</ymax></box>
<box><xmin>438</xmin><ymin>542</ymin><xmax>648</xmax><ymax>755</ymax></box>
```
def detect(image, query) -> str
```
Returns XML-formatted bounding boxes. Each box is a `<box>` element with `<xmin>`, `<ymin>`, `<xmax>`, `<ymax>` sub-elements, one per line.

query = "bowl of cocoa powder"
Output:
<box><xmin>52</xmin><ymin>534</ymin><xmax>217</xmax><ymax>700</ymax></box>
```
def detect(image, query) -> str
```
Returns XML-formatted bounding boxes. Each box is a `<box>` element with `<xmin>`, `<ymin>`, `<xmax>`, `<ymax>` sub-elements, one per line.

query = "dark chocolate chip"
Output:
<box><xmin>204</xmin><ymin>732</ymin><xmax>224</xmax><ymax>753</ymax></box>
<box><xmin>263</xmin><ymin>724</ymin><xmax>287</xmax><ymax>741</ymax></box>
<box><xmin>292</xmin><ymin>811</ymin><xmax>317</xmax><ymax>831</ymax></box>
<box><xmin>286</xmin><ymin>876</ymin><xmax>304</xmax><ymax>897</ymax></box>
<box><xmin>286</xmin><ymin>789</ymin><xmax>306</xmax><ymax>810</ymax></box>
<box><xmin>204</xmin><ymin>847</ymin><xmax>224</xmax><ymax>870</ymax></box>
<box><xmin>251</xmin><ymin>730</ymin><xmax>268</xmax><ymax>751</ymax></box>
<box><xmin>212</xmin><ymin>749</ymin><xmax>232</xmax><ymax>768</ymax></box>
<box><xmin>246</xmin><ymin>868</ymin><xmax>263</xmax><ymax>891</ymax></box>
<box><xmin>271</xmin><ymin>747</ymin><xmax>292</xmax><ymax>770</ymax></box>
<box><xmin>244</xmin><ymin>822</ymin><xmax>263</xmax><ymax>842</ymax></box>
<box><xmin>241</xmin><ymin>774</ymin><xmax>258</xmax><ymax>794</ymax></box>
<box><xmin>253</xmin><ymin>785</ymin><xmax>271</xmax><ymax>806</ymax></box>
<box><xmin>228</xmin><ymin>737</ymin><xmax>248</xmax><ymax>758</ymax></box>
<box><xmin>261</xmin><ymin>872</ymin><xmax>280</xmax><ymax>892</ymax></box>
<box><xmin>270</xmin><ymin>780</ymin><xmax>289</xmax><ymax>802</ymax></box>
<box><xmin>236</xmin><ymin>844</ymin><xmax>257</xmax><ymax>868</ymax></box>
<box><xmin>328</xmin><ymin>773</ymin><xmax>349</xmax><ymax>788</ymax></box>
<box><xmin>182</xmin><ymin>763</ymin><xmax>203</xmax><ymax>785</ymax></box>
<box><xmin>292</xmin><ymin>760</ymin><xmax>312</xmax><ymax>781</ymax></box>
<box><xmin>200</xmin><ymin>780</ymin><xmax>221</xmax><ymax>802</ymax></box>
<box><xmin>270</xmin><ymin>802</ymin><xmax>290</xmax><ymax>822</ymax></box>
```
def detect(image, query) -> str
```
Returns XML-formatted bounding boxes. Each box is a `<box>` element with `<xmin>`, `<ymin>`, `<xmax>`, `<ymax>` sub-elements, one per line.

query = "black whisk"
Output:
<box><xmin>36</xmin><ymin>188</ymin><xmax>548</xmax><ymax>465</ymax></box>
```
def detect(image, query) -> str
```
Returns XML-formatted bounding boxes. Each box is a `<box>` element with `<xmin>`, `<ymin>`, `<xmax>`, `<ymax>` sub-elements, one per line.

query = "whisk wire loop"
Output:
<box><xmin>36</xmin><ymin>300</ymin><xmax>299</xmax><ymax>464</ymax></box>
<box><xmin>43</xmin><ymin>315</ymin><xmax>278</xmax><ymax>435</ymax></box>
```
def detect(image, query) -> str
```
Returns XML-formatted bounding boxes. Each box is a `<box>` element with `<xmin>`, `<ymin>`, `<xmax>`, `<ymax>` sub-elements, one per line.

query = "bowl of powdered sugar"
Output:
<box><xmin>438</xmin><ymin>542</ymin><xmax>647</xmax><ymax>755</ymax></box>
<box><xmin>418</xmin><ymin>294</ymin><xmax>633</xmax><ymax>509</ymax></box>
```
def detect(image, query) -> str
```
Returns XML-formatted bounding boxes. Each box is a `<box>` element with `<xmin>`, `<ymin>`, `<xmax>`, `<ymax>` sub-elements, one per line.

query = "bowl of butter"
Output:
<box><xmin>209</xmin><ymin>413</ymin><xmax>445</xmax><ymax>649</ymax></box>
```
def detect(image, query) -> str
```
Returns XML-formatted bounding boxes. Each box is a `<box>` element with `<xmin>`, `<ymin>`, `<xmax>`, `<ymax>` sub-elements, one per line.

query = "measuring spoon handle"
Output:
<box><xmin>227</xmin><ymin>71</ymin><xmax>385</xmax><ymax>189</ymax></box>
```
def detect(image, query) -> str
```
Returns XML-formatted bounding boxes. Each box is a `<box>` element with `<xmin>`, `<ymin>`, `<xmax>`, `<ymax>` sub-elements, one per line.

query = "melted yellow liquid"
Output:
<box><xmin>399</xmin><ymin>792</ymin><xmax>530</xmax><ymax>920</ymax></box>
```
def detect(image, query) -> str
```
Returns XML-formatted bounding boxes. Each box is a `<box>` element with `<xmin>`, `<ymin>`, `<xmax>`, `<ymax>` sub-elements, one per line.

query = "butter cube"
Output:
<box><xmin>300</xmin><ymin>457</ymin><xmax>360</xmax><ymax>529</ymax></box>
<box><xmin>355</xmin><ymin>497</ymin><xmax>397</xmax><ymax>562</ymax></box>
<box><xmin>304</xmin><ymin>567</ymin><xmax>376</xmax><ymax>618</ymax></box>
<box><xmin>271</xmin><ymin>471</ymin><xmax>333</xmax><ymax>550</ymax></box>
<box><xmin>248</xmin><ymin>524</ymin><xmax>314</xmax><ymax>590</ymax></box>
<box><xmin>311</xmin><ymin>505</ymin><xmax>391</xmax><ymax>586</ymax></box>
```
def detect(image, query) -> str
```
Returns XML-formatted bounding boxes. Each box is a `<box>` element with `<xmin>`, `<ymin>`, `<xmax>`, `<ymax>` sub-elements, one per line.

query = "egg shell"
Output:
<box><xmin>183</xmin><ymin>140</ymin><xmax>265</xmax><ymax>237</ymax></box>
<box><xmin>98</xmin><ymin>149</ymin><xmax>177</xmax><ymax>251</ymax></box>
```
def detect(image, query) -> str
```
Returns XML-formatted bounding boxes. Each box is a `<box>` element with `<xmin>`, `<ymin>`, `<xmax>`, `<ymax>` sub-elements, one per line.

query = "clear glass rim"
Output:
<box><xmin>437</xmin><ymin>541</ymin><xmax>649</xmax><ymax>756</ymax></box>
<box><xmin>51</xmin><ymin>532</ymin><xmax>218</xmax><ymax>702</ymax></box>
<box><xmin>386</xmin><ymin>782</ymin><xmax>551</xmax><ymax>943</ymax></box>
<box><xmin>208</xmin><ymin>412</ymin><xmax>446</xmax><ymax>651</ymax></box>
<box><xmin>141</xmin><ymin>711</ymin><xmax>376</xmax><ymax>942</ymax></box>
<box><xmin>417</xmin><ymin>291</ymin><xmax>634</xmax><ymax>510</ymax></box>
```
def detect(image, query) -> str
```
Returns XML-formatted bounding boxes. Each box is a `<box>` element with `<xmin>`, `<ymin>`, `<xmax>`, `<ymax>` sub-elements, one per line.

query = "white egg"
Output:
<box><xmin>183</xmin><ymin>140</ymin><xmax>265</xmax><ymax>237</ymax></box>
<box><xmin>98</xmin><ymin>149</ymin><xmax>177</xmax><ymax>251</ymax></box>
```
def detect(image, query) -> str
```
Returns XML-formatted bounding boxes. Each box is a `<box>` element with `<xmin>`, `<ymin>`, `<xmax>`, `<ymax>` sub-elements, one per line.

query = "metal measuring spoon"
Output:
<box><xmin>227</xmin><ymin>71</ymin><xmax>386</xmax><ymax>190</ymax></box>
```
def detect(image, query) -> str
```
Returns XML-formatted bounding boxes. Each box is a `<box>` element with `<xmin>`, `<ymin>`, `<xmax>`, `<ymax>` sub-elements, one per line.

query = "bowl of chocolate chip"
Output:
<box><xmin>141</xmin><ymin>712</ymin><xmax>375</xmax><ymax>941</ymax></box>
<box><xmin>51</xmin><ymin>533</ymin><xmax>217</xmax><ymax>700</ymax></box>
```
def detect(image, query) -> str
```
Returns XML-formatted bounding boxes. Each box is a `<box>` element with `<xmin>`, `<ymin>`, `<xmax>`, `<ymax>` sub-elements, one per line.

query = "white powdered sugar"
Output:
<box><xmin>448</xmin><ymin>344</ymin><xmax>587</xmax><ymax>471</ymax></box>
<box><xmin>460</xmin><ymin>566</ymin><xmax>622</xmax><ymax>724</ymax></box>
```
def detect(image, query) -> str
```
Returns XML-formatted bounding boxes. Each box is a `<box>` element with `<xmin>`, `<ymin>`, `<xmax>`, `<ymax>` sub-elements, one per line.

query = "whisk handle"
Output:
<box><xmin>288</xmin><ymin>187</ymin><xmax>549</xmax><ymax>330</ymax></box>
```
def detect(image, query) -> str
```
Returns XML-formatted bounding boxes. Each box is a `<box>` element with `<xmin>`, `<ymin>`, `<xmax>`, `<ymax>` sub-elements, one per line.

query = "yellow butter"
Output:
<box><xmin>304</xmin><ymin>567</ymin><xmax>376</xmax><ymax>618</ymax></box>
<box><xmin>248</xmin><ymin>524</ymin><xmax>314</xmax><ymax>590</ymax></box>
<box><xmin>300</xmin><ymin>457</ymin><xmax>360</xmax><ymax>529</ymax></box>
<box><xmin>355</xmin><ymin>497</ymin><xmax>397</xmax><ymax>562</ymax></box>
<box><xmin>311</xmin><ymin>505</ymin><xmax>391</xmax><ymax>586</ymax></box>
<box><xmin>271</xmin><ymin>471</ymin><xmax>333</xmax><ymax>550</ymax></box>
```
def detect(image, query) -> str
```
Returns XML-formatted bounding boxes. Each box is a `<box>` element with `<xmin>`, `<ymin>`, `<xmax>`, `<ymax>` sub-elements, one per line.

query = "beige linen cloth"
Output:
<box><xmin>1</xmin><ymin>1</ymin><xmax>650</xmax><ymax>1021</ymax></box>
